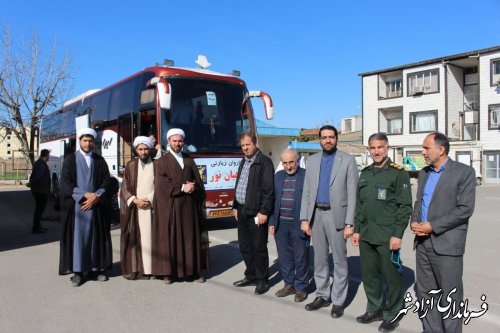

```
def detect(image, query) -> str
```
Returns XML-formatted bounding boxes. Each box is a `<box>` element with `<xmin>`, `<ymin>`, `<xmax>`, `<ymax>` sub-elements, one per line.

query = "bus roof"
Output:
<box><xmin>59</xmin><ymin>66</ymin><xmax>246</xmax><ymax>109</ymax></box>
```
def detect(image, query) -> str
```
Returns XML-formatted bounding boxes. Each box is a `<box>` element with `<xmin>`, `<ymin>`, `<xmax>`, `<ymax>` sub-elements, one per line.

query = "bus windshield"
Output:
<box><xmin>160</xmin><ymin>77</ymin><xmax>252</xmax><ymax>153</ymax></box>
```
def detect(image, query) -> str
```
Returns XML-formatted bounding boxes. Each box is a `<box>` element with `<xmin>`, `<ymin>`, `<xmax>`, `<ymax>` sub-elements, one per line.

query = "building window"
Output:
<box><xmin>490</xmin><ymin>104</ymin><xmax>500</xmax><ymax>129</ymax></box>
<box><xmin>7</xmin><ymin>151</ymin><xmax>11</xmax><ymax>155</ymax></box>
<box><xmin>378</xmin><ymin>71</ymin><xmax>403</xmax><ymax>99</ymax></box>
<box><xmin>491</xmin><ymin>59</ymin><xmax>500</xmax><ymax>86</ymax></box>
<box><xmin>408</xmin><ymin>69</ymin><xmax>439</xmax><ymax>95</ymax></box>
<box><xmin>7</xmin><ymin>143</ymin><xmax>10</xmax><ymax>147</ymax></box>
<box><xmin>379</xmin><ymin>107</ymin><xmax>403</xmax><ymax>135</ymax></box>
<box><xmin>410</xmin><ymin>111</ymin><xmax>437</xmax><ymax>133</ymax></box>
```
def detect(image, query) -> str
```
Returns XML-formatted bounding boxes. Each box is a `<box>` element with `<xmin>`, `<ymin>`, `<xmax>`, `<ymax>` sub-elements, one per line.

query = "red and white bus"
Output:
<box><xmin>39</xmin><ymin>57</ymin><xmax>273</xmax><ymax>218</ymax></box>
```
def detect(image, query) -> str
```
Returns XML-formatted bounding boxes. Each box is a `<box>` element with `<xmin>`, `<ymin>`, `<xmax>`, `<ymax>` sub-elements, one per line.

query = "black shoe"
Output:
<box><xmin>32</xmin><ymin>227</ymin><xmax>47</xmax><ymax>234</ymax></box>
<box><xmin>254</xmin><ymin>280</ymin><xmax>270</xmax><ymax>295</ymax></box>
<box><xmin>378</xmin><ymin>320</ymin><xmax>399</xmax><ymax>332</ymax></box>
<box><xmin>356</xmin><ymin>311</ymin><xmax>383</xmax><ymax>324</ymax></box>
<box><xmin>330</xmin><ymin>305</ymin><xmax>344</xmax><ymax>318</ymax></box>
<box><xmin>89</xmin><ymin>272</ymin><xmax>108</xmax><ymax>282</ymax></box>
<box><xmin>305</xmin><ymin>297</ymin><xmax>331</xmax><ymax>311</ymax></box>
<box><xmin>233</xmin><ymin>277</ymin><xmax>256</xmax><ymax>287</ymax></box>
<box><xmin>71</xmin><ymin>273</ymin><xmax>83</xmax><ymax>287</ymax></box>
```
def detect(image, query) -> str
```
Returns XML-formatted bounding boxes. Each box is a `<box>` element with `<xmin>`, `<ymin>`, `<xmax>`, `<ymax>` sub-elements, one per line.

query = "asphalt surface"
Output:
<box><xmin>0</xmin><ymin>184</ymin><xmax>499</xmax><ymax>333</ymax></box>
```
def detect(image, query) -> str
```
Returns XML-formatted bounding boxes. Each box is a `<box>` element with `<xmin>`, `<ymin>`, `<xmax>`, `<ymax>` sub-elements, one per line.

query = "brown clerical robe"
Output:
<box><xmin>153</xmin><ymin>152</ymin><xmax>209</xmax><ymax>279</ymax></box>
<box><xmin>119</xmin><ymin>158</ymin><xmax>156</xmax><ymax>279</ymax></box>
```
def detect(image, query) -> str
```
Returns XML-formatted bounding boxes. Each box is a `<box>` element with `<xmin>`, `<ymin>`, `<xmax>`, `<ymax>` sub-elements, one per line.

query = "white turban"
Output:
<box><xmin>77</xmin><ymin>128</ymin><xmax>97</xmax><ymax>139</ymax></box>
<box><xmin>167</xmin><ymin>128</ymin><xmax>185</xmax><ymax>140</ymax></box>
<box><xmin>133</xmin><ymin>136</ymin><xmax>153</xmax><ymax>149</ymax></box>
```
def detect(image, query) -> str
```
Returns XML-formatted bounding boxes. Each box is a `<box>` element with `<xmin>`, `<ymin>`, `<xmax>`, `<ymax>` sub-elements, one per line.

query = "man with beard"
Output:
<box><xmin>120</xmin><ymin>136</ymin><xmax>156</xmax><ymax>280</ymax></box>
<box><xmin>269</xmin><ymin>149</ymin><xmax>309</xmax><ymax>302</ymax></box>
<box><xmin>410</xmin><ymin>132</ymin><xmax>476</xmax><ymax>333</ymax></box>
<box><xmin>300</xmin><ymin>125</ymin><xmax>358</xmax><ymax>318</ymax></box>
<box><xmin>154</xmin><ymin>128</ymin><xmax>209</xmax><ymax>284</ymax></box>
<box><xmin>351</xmin><ymin>133</ymin><xmax>412</xmax><ymax>332</ymax></box>
<box><xmin>59</xmin><ymin>128</ymin><xmax>112</xmax><ymax>287</ymax></box>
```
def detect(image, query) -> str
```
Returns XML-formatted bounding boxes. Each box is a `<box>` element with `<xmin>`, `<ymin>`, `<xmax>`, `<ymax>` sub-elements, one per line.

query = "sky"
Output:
<box><xmin>2</xmin><ymin>0</ymin><xmax>499</xmax><ymax>129</ymax></box>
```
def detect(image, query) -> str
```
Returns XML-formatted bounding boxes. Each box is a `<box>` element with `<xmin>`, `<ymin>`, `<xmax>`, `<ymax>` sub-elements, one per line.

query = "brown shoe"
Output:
<box><xmin>294</xmin><ymin>291</ymin><xmax>307</xmax><ymax>302</ymax></box>
<box><xmin>275</xmin><ymin>284</ymin><xmax>296</xmax><ymax>297</ymax></box>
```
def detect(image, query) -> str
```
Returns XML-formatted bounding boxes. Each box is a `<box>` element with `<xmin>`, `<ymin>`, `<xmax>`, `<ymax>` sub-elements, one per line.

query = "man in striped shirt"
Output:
<box><xmin>269</xmin><ymin>149</ymin><xmax>309</xmax><ymax>302</ymax></box>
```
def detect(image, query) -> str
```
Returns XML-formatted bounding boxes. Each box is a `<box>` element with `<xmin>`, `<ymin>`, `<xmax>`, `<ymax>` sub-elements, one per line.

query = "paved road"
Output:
<box><xmin>0</xmin><ymin>184</ymin><xmax>498</xmax><ymax>333</ymax></box>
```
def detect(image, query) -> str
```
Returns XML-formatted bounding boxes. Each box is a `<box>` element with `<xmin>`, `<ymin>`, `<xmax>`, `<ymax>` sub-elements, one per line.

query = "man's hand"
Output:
<box><xmin>301</xmin><ymin>220</ymin><xmax>312</xmax><ymax>236</ymax></box>
<box><xmin>268</xmin><ymin>226</ymin><xmax>275</xmax><ymax>237</ymax></box>
<box><xmin>84</xmin><ymin>192</ymin><xmax>98</xmax><ymax>202</ymax></box>
<box><xmin>233</xmin><ymin>209</ymin><xmax>238</xmax><ymax>222</ymax></box>
<box><xmin>134</xmin><ymin>198</ymin><xmax>151</xmax><ymax>209</ymax></box>
<box><xmin>389</xmin><ymin>237</ymin><xmax>402</xmax><ymax>250</ymax></box>
<box><xmin>183</xmin><ymin>182</ymin><xmax>196</xmax><ymax>194</ymax></box>
<box><xmin>81</xmin><ymin>193</ymin><xmax>100</xmax><ymax>211</ymax></box>
<box><xmin>351</xmin><ymin>233</ymin><xmax>360</xmax><ymax>246</ymax></box>
<box><xmin>343</xmin><ymin>225</ymin><xmax>354</xmax><ymax>240</ymax></box>
<box><xmin>256</xmin><ymin>213</ymin><xmax>268</xmax><ymax>225</ymax></box>
<box><xmin>411</xmin><ymin>221</ymin><xmax>432</xmax><ymax>236</ymax></box>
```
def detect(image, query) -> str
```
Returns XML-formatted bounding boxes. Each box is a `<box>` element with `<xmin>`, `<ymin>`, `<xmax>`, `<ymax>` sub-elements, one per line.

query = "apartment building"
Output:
<box><xmin>360</xmin><ymin>46</ymin><xmax>500</xmax><ymax>184</ymax></box>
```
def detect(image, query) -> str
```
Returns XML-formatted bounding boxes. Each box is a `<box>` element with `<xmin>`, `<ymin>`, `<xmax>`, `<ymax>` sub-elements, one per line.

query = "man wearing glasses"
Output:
<box><xmin>269</xmin><ymin>149</ymin><xmax>309</xmax><ymax>303</ymax></box>
<box><xmin>351</xmin><ymin>132</ymin><xmax>412</xmax><ymax>332</ymax></box>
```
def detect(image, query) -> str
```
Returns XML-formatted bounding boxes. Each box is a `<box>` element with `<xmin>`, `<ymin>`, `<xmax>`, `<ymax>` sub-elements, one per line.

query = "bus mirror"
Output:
<box><xmin>248</xmin><ymin>90</ymin><xmax>274</xmax><ymax>120</ymax></box>
<box><xmin>146</xmin><ymin>77</ymin><xmax>171</xmax><ymax>110</ymax></box>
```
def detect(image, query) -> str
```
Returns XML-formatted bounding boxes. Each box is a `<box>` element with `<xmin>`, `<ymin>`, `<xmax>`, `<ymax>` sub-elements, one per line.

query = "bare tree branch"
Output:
<box><xmin>0</xmin><ymin>24</ymin><xmax>74</xmax><ymax>166</ymax></box>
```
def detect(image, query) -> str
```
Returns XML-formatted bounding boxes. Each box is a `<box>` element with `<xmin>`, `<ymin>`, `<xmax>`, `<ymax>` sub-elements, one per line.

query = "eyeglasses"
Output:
<box><xmin>281</xmin><ymin>161</ymin><xmax>296</xmax><ymax>166</ymax></box>
<box><xmin>390</xmin><ymin>250</ymin><xmax>403</xmax><ymax>274</ymax></box>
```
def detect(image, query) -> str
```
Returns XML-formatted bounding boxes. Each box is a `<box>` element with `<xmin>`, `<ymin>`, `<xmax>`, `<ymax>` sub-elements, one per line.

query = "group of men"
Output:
<box><xmin>34</xmin><ymin>122</ymin><xmax>474</xmax><ymax>333</ymax></box>
<box><xmin>231</xmin><ymin>126</ymin><xmax>475</xmax><ymax>333</ymax></box>
<box><xmin>57</xmin><ymin>127</ymin><xmax>208</xmax><ymax>287</ymax></box>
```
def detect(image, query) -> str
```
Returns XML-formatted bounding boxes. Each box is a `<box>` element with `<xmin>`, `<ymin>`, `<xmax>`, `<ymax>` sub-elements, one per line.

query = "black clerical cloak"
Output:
<box><xmin>59</xmin><ymin>152</ymin><xmax>112</xmax><ymax>275</ymax></box>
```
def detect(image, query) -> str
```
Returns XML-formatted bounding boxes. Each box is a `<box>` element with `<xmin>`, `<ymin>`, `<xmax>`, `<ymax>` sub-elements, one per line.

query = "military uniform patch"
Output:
<box><xmin>377</xmin><ymin>188</ymin><xmax>387</xmax><ymax>200</ymax></box>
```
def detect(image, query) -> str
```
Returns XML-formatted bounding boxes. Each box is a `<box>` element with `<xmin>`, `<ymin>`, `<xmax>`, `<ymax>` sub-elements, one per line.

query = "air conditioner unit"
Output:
<box><xmin>412</xmin><ymin>86</ymin><xmax>425</xmax><ymax>95</ymax></box>
<box><xmin>464</xmin><ymin>111</ymin><xmax>478</xmax><ymax>124</ymax></box>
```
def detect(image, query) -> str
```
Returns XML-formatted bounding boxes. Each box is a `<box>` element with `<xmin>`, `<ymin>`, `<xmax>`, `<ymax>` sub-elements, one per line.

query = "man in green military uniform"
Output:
<box><xmin>352</xmin><ymin>132</ymin><xmax>412</xmax><ymax>333</ymax></box>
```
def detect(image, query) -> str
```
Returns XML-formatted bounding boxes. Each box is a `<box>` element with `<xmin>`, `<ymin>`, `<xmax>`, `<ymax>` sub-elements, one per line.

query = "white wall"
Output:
<box><xmin>479</xmin><ymin>52</ymin><xmax>500</xmax><ymax>151</ymax></box>
<box><xmin>446</xmin><ymin>64</ymin><xmax>464</xmax><ymax>140</ymax></box>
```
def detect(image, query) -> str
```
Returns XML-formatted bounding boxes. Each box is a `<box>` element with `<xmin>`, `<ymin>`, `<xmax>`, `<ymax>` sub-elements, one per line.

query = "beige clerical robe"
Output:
<box><xmin>127</xmin><ymin>160</ymin><xmax>154</xmax><ymax>274</ymax></box>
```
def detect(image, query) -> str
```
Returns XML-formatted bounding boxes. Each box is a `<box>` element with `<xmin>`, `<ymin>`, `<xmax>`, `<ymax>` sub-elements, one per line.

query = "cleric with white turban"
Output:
<box><xmin>77</xmin><ymin>128</ymin><xmax>97</xmax><ymax>139</ymax></box>
<box><xmin>133</xmin><ymin>136</ymin><xmax>153</xmax><ymax>149</ymax></box>
<box><xmin>166</xmin><ymin>128</ymin><xmax>185</xmax><ymax>140</ymax></box>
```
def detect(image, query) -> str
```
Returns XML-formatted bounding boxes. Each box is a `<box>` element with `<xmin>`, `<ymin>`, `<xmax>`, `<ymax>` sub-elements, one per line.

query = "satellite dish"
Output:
<box><xmin>195</xmin><ymin>55</ymin><xmax>211</xmax><ymax>69</ymax></box>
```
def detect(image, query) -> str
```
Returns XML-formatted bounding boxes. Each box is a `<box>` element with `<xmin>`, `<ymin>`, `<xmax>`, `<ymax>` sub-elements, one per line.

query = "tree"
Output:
<box><xmin>0</xmin><ymin>25</ymin><xmax>73</xmax><ymax>166</ymax></box>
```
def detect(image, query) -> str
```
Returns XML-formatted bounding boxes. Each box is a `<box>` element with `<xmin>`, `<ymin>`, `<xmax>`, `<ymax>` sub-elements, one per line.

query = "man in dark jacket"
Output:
<box><xmin>269</xmin><ymin>149</ymin><xmax>309</xmax><ymax>302</ymax></box>
<box><xmin>30</xmin><ymin>149</ymin><xmax>51</xmax><ymax>233</ymax></box>
<box><xmin>232</xmin><ymin>132</ymin><xmax>274</xmax><ymax>295</ymax></box>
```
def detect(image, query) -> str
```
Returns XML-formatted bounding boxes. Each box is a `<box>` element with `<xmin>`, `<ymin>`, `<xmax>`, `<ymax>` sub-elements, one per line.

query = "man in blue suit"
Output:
<box><xmin>269</xmin><ymin>149</ymin><xmax>309</xmax><ymax>303</ymax></box>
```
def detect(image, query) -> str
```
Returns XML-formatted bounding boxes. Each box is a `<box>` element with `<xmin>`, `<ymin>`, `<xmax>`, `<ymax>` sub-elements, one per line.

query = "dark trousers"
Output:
<box><xmin>237</xmin><ymin>208</ymin><xmax>269</xmax><ymax>281</ymax></box>
<box><xmin>359</xmin><ymin>240</ymin><xmax>403</xmax><ymax>321</ymax></box>
<box><xmin>416</xmin><ymin>237</ymin><xmax>463</xmax><ymax>333</ymax></box>
<box><xmin>32</xmin><ymin>191</ymin><xmax>48</xmax><ymax>230</ymax></box>
<box><xmin>274</xmin><ymin>222</ymin><xmax>309</xmax><ymax>292</ymax></box>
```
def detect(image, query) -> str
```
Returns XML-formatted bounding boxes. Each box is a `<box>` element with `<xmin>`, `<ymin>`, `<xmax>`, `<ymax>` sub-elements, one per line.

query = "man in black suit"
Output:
<box><xmin>29</xmin><ymin>149</ymin><xmax>51</xmax><ymax>233</ymax></box>
<box><xmin>411</xmin><ymin>132</ymin><xmax>476</xmax><ymax>333</ymax></box>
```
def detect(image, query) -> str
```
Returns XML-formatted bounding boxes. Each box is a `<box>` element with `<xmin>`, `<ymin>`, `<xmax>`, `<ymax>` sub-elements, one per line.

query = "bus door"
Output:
<box><xmin>118</xmin><ymin>113</ymin><xmax>137</xmax><ymax>176</ymax></box>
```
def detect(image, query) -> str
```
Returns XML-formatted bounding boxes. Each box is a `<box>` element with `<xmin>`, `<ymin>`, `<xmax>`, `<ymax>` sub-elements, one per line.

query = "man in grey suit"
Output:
<box><xmin>300</xmin><ymin>125</ymin><xmax>359</xmax><ymax>318</ymax></box>
<box><xmin>411</xmin><ymin>132</ymin><xmax>476</xmax><ymax>333</ymax></box>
